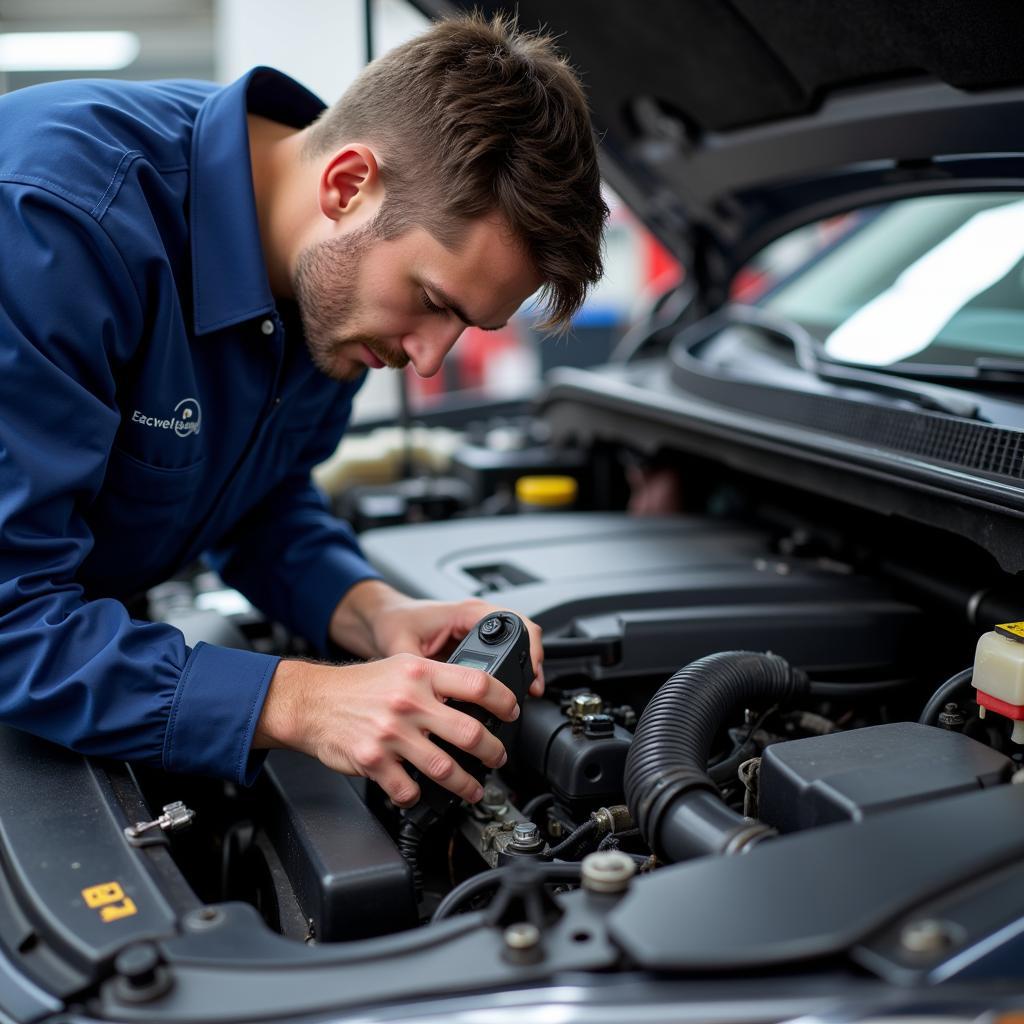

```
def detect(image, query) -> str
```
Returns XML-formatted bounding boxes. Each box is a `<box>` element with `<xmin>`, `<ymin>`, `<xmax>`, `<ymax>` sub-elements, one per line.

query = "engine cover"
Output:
<box><xmin>758</xmin><ymin>722</ymin><xmax>1013</xmax><ymax>833</ymax></box>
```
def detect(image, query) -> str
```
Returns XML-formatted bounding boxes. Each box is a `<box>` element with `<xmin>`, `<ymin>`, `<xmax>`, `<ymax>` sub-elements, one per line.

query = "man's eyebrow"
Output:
<box><xmin>423</xmin><ymin>280</ymin><xmax>506</xmax><ymax>331</ymax></box>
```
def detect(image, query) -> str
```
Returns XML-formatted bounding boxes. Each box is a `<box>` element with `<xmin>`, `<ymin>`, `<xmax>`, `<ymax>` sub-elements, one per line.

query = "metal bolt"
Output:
<box><xmin>504</xmin><ymin>922</ymin><xmax>541</xmax><ymax>951</ymax></box>
<box><xmin>511</xmin><ymin>822</ymin><xmax>541</xmax><ymax>848</ymax></box>
<box><xmin>938</xmin><ymin>702</ymin><xmax>966</xmax><ymax>730</ymax></box>
<box><xmin>581</xmin><ymin>851</ymin><xmax>636</xmax><ymax>894</ymax></box>
<box><xmin>571</xmin><ymin>692</ymin><xmax>603</xmax><ymax>716</ymax></box>
<box><xmin>582</xmin><ymin>713</ymin><xmax>615</xmax><ymax>739</ymax></box>
<box><xmin>568</xmin><ymin>693</ymin><xmax>604</xmax><ymax>734</ymax></box>
<box><xmin>481</xmin><ymin>784</ymin><xmax>507</xmax><ymax>814</ymax></box>
<box><xmin>900</xmin><ymin>918</ymin><xmax>956</xmax><ymax>955</ymax></box>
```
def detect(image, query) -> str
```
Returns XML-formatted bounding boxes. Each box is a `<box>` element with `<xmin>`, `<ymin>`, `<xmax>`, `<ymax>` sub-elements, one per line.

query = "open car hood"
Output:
<box><xmin>415</xmin><ymin>0</ymin><xmax>1024</xmax><ymax>305</ymax></box>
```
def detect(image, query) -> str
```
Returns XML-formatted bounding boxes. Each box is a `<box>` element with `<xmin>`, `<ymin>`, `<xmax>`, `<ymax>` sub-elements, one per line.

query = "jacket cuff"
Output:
<box><xmin>163</xmin><ymin>642</ymin><xmax>280</xmax><ymax>785</ymax></box>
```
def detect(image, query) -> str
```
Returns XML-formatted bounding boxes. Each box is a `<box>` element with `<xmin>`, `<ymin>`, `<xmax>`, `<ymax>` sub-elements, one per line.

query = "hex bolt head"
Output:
<box><xmin>582</xmin><ymin>713</ymin><xmax>615</xmax><ymax>739</ymax></box>
<box><xmin>512</xmin><ymin>822</ymin><xmax>541</xmax><ymax>848</ymax></box>
<box><xmin>581</xmin><ymin>851</ymin><xmax>636</xmax><ymax>894</ymax></box>
<box><xmin>900</xmin><ymin>918</ymin><xmax>956</xmax><ymax>955</ymax></box>
<box><xmin>481</xmin><ymin>784</ymin><xmax>508</xmax><ymax>814</ymax></box>
<box><xmin>570</xmin><ymin>693</ymin><xmax>604</xmax><ymax>719</ymax></box>
<box><xmin>504</xmin><ymin>922</ymin><xmax>541</xmax><ymax>951</ymax></box>
<box><xmin>938</xmin><ymin>702</ymin><xmax>965</xmax><ymax>729</ymax></box>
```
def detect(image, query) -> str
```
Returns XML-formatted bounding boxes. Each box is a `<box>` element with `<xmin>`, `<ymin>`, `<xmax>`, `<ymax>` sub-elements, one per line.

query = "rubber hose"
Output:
<box><xmin>431</xmin><ymin>862</ymin><xmax>582</xmax><ymax>922</ymax></box>
<box><xmin>547</xmin><ymin>818</ymin><xmax>599</xmax><ymax>860</ymax></box>
<box><xmin>624</xmin><ymin>650</ymin><xmax>808</xmax><ymax>863</ymax></box>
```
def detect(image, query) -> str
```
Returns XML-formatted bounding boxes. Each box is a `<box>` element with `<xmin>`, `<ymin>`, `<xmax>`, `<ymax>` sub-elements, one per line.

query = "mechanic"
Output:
<box><xmin>0</xmin><ymin>14</ymin><xmax>606</xmax><ymax>808</ymax></box>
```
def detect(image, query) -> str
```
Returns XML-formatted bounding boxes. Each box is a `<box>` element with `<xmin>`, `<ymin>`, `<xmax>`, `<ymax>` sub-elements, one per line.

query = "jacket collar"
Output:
<box><xmin>189</xmin><ymin>67</ymin><xmax>325</xmax><ymax>335</ymax></box>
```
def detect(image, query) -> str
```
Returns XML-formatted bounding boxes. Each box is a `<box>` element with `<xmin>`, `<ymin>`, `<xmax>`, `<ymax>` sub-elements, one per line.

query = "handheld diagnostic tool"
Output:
<box><xmin>405</xmin><ymin>611</ymin><xmax>532</xmax><ymax>826</ymax></box>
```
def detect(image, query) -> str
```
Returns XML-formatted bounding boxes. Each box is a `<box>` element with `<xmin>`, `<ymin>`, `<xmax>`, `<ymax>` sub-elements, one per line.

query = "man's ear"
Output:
<box><xmin>318</xmin><ymin>143</ymin><xmax>381</xmax><ymax>221</ymax></box>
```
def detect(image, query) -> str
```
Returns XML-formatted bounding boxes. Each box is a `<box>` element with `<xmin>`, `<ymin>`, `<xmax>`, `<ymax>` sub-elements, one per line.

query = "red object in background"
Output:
<box><xmin>645</xmin><ymin>233</ymin><xmax>683</xmax><ymax>296</ymax></box>
<box><xmin>404</xmin><ymin>323</ymin><xmax>524</xmax><ymax>407</ymax></box>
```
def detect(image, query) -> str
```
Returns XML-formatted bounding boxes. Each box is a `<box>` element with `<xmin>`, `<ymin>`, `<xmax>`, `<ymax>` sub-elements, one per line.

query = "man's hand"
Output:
<box><xmin>328</xmin><ymin>579</ymin><xmax>545</xmax><ymax>697</ymax></box>
<box><xmin>253</xmin><ymin>580</ymin><xmax>544</xmax><ymax>806</ymax></box>
<box><xmin>254</xmin><ymin>654</ymin><xmax>520</xmax><ymax>807</ymax></box>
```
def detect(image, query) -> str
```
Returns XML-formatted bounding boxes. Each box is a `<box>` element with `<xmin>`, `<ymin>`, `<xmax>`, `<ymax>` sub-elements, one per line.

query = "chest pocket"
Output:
<box><xmin>84</xmin><ymin>447</ymin><xmax>207</xmax><ymax>595</ymax></box>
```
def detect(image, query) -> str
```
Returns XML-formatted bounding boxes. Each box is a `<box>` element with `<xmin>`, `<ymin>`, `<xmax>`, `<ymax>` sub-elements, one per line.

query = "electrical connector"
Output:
<box><xmin>972</xmin><ymin>622</ymin><xmax>1024</xmax><ymax>744</ymax></box>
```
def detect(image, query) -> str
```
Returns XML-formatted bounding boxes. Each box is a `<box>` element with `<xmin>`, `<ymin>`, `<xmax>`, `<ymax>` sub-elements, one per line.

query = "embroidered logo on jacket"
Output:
<box><xmin>131</xmin><ymin>397</ymin><xmax>202</xmax><ymax>438</ymax></box>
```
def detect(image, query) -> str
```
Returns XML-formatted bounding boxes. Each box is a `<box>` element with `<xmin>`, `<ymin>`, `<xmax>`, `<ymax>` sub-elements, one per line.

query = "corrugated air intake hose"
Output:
<box><xmin>624</xmin><ymin>651</ymin><xmax>809</xmax><ymax>863</ymax></box>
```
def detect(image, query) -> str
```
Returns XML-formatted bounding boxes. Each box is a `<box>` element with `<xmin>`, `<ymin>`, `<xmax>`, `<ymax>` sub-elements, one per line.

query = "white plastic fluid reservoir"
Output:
<box><xmin>972</xmin><ymin>622</ymin><xmax>1024</xmax><ymax>743</ymax></box>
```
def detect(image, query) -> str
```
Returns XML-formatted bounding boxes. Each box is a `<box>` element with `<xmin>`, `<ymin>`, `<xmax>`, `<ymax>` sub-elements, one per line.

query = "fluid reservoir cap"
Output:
<box><xmin>581</xmin><ymin>851</ymin><xmax>636</xmax><ymax>894</ymax></box>
<box><xmin>995</xmin><ymin>621</ymin><xmax>1024</xmax><ymax>643</ymax></box>
<box><xmin>515</xmin><ymin>475</ymin><xmax>578</xmax><ymax>508</ymax></box>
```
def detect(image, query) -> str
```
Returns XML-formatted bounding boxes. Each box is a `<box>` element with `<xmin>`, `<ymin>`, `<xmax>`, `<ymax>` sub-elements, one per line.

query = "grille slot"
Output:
<box><xmin>670</xmin><ymin>360</ymin><xmax>1024</xmax><ymax>481</ymax></box>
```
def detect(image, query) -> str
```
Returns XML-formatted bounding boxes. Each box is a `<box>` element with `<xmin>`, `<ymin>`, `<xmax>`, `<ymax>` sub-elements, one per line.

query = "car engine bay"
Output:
<box><xmin>5</xmin><ymin>2</ymin><xmax>1024</xmax><ymax>1019</ymax></box>
<box><xmin>5</xmin><ymin>391</ymin><xmax>1023</xmax><ymax>1022</ymax></box>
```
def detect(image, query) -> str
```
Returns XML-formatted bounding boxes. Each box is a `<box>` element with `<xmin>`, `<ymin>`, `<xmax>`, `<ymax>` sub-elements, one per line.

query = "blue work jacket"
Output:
<box><xmin>0</xmin><ymin>68</ymin><xmax>380</xmax><ymax>784</ymax></box>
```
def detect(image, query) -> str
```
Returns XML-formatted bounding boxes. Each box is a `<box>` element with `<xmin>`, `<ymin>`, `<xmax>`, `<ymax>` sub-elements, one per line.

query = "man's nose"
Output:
<box><xmin>402</xmin><ymin>322</ymin><xmax>465</xmax><ymax>378</ymax></box>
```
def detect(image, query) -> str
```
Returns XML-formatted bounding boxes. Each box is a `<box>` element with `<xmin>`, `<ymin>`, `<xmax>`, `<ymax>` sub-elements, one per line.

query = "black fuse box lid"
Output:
<box><xmin>759</xmin><ymin>722</ymin><xmax>1013</xmax><ymax>834</ymax></box>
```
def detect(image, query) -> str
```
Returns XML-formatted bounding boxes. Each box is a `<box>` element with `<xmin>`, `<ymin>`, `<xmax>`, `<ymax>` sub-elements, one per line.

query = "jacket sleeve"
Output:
<box><xmin>0</xmin><ymin>184</ymin><xmax>279</xmax><ymax>784</ymax></box>
<box><xmin>204</xmin><ymin>397</ymin><xmax>382</xmax><ymax>655</ymax></box>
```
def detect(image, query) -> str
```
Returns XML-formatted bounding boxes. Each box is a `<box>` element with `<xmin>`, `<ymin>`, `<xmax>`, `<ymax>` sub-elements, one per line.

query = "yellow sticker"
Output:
<box><xmin>81</xmin><ymin>881</ymin><xmax>138</xmax><ymax>922</ymax></box>
<box><xmin>996</xmin><ymin>622</ymin><xmax>1024</xmax><ymax>642</ymax></box>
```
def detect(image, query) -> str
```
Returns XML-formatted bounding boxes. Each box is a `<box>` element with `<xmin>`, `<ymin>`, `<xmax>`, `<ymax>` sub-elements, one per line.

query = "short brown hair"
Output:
<box><xmin>304</xmin><ymin>11</ymin><xmax>607</xmax><ymax>331</ymax></box>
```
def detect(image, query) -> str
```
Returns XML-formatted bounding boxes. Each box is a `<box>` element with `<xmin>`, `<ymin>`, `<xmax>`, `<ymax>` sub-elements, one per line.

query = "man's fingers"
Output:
<box><xmin>430</xmin><ymin>703</ymin><xmax>507</xmax><ymax>768</ymax></box>
<box><xmin>433</xmin><ymin>665</ymin><xmax>520</xmax><ymax>722</ymax></box>
<box><xmin>370</xmin><ymin>761</ymin><xmax>421</xmax><ymax>808</ymax></box>
<box><xmin>529</xmin><ymin>663</ymin><xmax>545</xmax><ymax>698</ymax></box>
<box><xmin>523</xmin><ymin>618</ymin><xmax>545</xmax><ymax>696</ymax></box>
<box><xmin>398</xmin><ymin>734</ymin><xmax>485</xmax><ymax>803</ymax></box>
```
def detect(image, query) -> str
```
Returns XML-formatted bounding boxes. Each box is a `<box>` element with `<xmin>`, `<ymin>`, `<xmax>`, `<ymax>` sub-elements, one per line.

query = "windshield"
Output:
<box><xmin>758</xmin><ymin>193</ymin><xmax>1024</xmax><ymax>368</ymax></box>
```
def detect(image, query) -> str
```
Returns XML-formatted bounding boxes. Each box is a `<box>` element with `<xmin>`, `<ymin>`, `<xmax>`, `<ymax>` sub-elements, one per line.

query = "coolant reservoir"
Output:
<box><xmin>973</xmin><ymin>622</ymin><xmax>1024</xmax><ymax>743</ymax></box>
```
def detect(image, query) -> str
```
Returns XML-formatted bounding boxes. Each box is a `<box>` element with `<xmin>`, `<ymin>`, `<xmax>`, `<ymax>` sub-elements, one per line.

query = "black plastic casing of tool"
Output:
<box><xmin>405</xmin><ymin>612</ymin><xmax>533</xmax><ymax>827</ymax></box>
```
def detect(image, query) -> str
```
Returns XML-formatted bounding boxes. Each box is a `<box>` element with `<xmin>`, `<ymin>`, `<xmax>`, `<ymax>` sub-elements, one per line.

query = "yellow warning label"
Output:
<box><xmin>996</xmin><ymin>622</ymin><xmax>1024</xmax><ymax>642</ymax></box>
<box><xmin>81</xmin><ymin>881</ymin><xmax>138</xmax><ymax>923</ymax></box>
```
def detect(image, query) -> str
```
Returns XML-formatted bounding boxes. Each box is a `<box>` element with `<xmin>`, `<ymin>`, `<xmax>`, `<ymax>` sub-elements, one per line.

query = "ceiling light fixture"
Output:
<box><xmin>0</xmin><ymin>31</ymin><xmax>141</xmax><ymax>72</ymax></box>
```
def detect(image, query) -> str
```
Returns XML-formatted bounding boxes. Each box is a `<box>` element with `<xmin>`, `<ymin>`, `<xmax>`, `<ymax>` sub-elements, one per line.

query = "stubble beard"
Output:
<box><xmin>293</xmin><ymin>225</ymin><xmax>410</xmax><ymax>380</ymax></box>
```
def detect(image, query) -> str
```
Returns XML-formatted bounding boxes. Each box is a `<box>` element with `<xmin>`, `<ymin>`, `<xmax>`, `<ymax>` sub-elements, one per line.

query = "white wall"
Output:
<box><xmin>214</xmin><ymin>0</ymin><xmax>429</xmax><ymax>423</ymax></box>
<box><xmin>215</xmin><ymin>0</ymin><xmax>365</xmax><ymax>99</ymax></box>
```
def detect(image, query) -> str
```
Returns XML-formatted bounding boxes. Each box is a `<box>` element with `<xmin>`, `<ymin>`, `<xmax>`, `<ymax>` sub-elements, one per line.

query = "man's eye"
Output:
<box><xmin>420</xmin><ymin>292</ymin><xmax>446</xmax><ymax>315</ymax></box>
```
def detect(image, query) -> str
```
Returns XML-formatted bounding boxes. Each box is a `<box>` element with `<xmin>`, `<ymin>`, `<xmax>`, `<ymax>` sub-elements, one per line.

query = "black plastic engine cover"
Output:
<box><xmin>360</xmin><ymin>513</ymin><xmax>930</xmax><ymax>683</ymax></box>
<box><xmin>759</xmin><ymin>722</ymin><xmax>1013</xmax><ymax>833</ymax></box>
<box><xmin>607</xmin><ymin>782</ymin><xmax>1024</xmax><ymax>972</ymax></box>
<box><xmin>261</xmin><ymin>751</ymin><xmax>416</xmax><ymax>941</ymax></box>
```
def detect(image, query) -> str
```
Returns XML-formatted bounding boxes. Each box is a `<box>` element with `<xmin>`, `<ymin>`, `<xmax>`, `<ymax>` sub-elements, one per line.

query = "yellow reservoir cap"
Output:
<box><xmin>515</xmin><ymin>475</ymin><xmax>578</xmax><ymax>508</ymax></box>
<box><xmin>996</xmin><ymin>621</ymin><xmax>1024</xmax><ymax>643</ymax></box>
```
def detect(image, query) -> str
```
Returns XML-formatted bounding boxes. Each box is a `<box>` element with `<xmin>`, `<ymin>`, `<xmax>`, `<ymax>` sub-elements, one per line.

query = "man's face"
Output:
<box><xmin>293</xmin><ymin>212</ymin><xmax>542</xmax><ymax>381</ymax></box>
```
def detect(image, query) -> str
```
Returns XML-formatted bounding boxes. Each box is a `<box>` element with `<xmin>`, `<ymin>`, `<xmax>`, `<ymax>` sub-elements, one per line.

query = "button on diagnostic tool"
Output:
<box><xmin>479</xmin><ymin>615</ymin><xmax>509</xmax><ymax>644</ymax></box>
